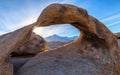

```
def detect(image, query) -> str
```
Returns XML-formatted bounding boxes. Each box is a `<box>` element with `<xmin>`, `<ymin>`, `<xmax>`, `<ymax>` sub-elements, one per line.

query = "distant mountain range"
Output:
<box><xmin>45</xmin><ymin>34</ymin><xmax>78</xmax><ymax>42</ymax></box>
<box><xmin>47</xmin><ymin>41</ymin><xmax>67</xmax><ymax>49</ymax></box>
<box><xmin>45</xmin><ymin>33</ymin><xmax>120</xmax><ymax>49</ymax></box>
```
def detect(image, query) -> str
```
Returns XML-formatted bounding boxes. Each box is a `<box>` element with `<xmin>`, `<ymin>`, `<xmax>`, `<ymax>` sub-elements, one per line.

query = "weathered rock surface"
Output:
<box><xmin>47</xmin><ymin>41</ymin><xmax>67</xmax><ymax>49</ymax></box>
<box><xmin>12</xmin><ymin>32</ymin><xmax>47</xmax><ymax>56</ymax></box>
<box><xmin>115</xmin><ymin>32</ymin><xmax>120</xmax><ymax>39</ymax></box>
<box><xmin>16</xmin><ymin>4</ymin><xmax>120</xmax><ymax>75</ymax></box>
<box><xmin>10</xmin><ymin>32</ymin><xmax>47</xmax><ymax>73</ymax></box>
<box><xmin>115</xmin><ymin>32</ymin><xmax>120</xmax><ymax>48</ymax></box>
<box><xmin>118</xmin><ymin>39</ymin><xmax>120</xmax><ymax>48</ymax></box>
<box><xmin>0</xmin><ymin>24</ymin><xmax>34</xmax><ymax>75</ymax></box>
<box><xmin>10</xmin><ymin>57</ymin><xmax>31</xmax><ymax>73</ymax></box>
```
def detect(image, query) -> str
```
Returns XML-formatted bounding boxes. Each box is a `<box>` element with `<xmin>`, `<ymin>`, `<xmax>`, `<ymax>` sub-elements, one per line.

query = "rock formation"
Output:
<box><xmin>0</xmin><ymin>3</ymin><xmax>120</xmax><ymax>75</ymax></box>
<box><xmin>16</xmin><ymin>4</ymin><xmax>120</xmax><ymax>75</ymax></box>
<box><xmin>10</xmin><ymin>32</ymin><xmax>47</xmax><ymax>73</ymax></box>
<box><xmin>115</xmin><ymin>32</ymin><xmax>120</xmax><ymax>48</ymax></box>
<box><xmin>10</xmin><ymin>57</ymin><xmax>31</xmax><ymax>73</ymax></box>
<box><xmin>12</xmin><ymin>32</ymin><xmax>47</xmax><ymax>56</ymax></box>
<box><xmin>47</xmin><ymin>41</ymin><xmax>67</xmax><ymax>49</ymax></box>
<box><xmin>0</xmin><ymin>24</ymin><xmax>34</xmax><ymax>75</ymax></box>
<box><xmin>115</xmin><ymin>32</ymin><xmax>120</xmax><ymax>39</ymax></box>
<box><xmin>118</xmin><ymin>39</ymin><xmax>120</xmax><ymax>48</ymax></box>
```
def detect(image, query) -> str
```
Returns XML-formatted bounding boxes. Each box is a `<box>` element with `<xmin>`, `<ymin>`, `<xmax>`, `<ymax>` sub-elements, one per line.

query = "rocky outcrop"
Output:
<box><xmin>0</xmin><ymin>24</ymin><xmax>34</xmax><ymax>75</ymax></box>
<box><xmin>115</xmin><ymin>32</ymin><xmax>120</xmax><ymax>48</ymax></box>
<box><xmin>10</xmin><ymin>57</ymin><xmax>31</xmax><ymax>73</ymax></box>
<box><xmin>16</xmin><ymin>4</ymin><xmax>120</xmax><ymax>75</ymax></box>
<box><xmin>0</xmin><ymin>14</ymin><xmax>48</xmax><ymax>75</ymax></box>
<box><xmin>12</xmin><ymin>32</ymin><xmax>47</xmax><ymax>56</ymax></box>
<box><xmin>115</xmin><ymin>32</ymin><xmax>120</xmax><ymax>39</ymax></box>
<box><xmin>118</xmin><ymin>39</ymin><xmax>120</xmax><ymax>48</ymax></box>
<box><xmin>47</xmin><ymin>41</ymin><xmax>67</xmax><ymax>49</ymax></box>
<box><xmin>10</xmin><ymin>32</ymin><xmax>47</xmax><ymax>73</ymax></box>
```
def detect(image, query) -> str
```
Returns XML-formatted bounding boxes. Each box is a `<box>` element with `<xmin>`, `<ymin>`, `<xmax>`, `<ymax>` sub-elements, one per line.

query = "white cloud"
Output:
<box><xmin>16</xmin><ymin>15</ymin><xmax>38</xmax><ymax>29</ymax></box>
<box><xmin>61</xmin><ymin>0</ymin><xmax>77</xmax><ymax>4</ymax></box>
<box><xmin>0</xmin><ymin>6</ymin><xmax>41</xmax><ymax>32</ymax></box>
<box><xmin>100</xmin><ymin>13</ymin><xmax>120</xmax><ymax>28</ymax></box>
<box><xmin>0</xmin><ymin>31</ymin><xmax>7</xmax><ymax>35</ymax></box>
<box><xmin>107</xmin><ymin>21</ymin><xmax>120</xmax><ymax>27</ymax></box>
<box><xmin>101</xmin><ymin>14</ymin><xmax>120</xmax><ymax>22</ymax></box>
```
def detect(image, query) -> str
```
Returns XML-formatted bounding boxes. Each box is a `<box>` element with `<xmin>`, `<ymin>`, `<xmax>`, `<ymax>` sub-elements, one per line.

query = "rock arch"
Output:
<box><xmin>36</xmin><ymin>4</ymin><xmax>118</xmax><ymax>50</ymax></box>
<box><xmin>0</xmin><ymin>3</ymin><xmax>119</xmax><ymax>75</ymax></box>
<box><xmin>16</xmin><ymin>4</ymin><xmax>120</xmax><ymax>75</ymax></box>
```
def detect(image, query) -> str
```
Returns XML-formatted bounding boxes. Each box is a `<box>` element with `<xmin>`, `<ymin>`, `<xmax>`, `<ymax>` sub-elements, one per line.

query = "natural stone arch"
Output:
<box><xmin>0</xmin><ymin>3</ymin><xmax>119</xmax><ymax>75</ymax></box>
<box><xmin>36</xmin><ymin>4</ymin><xmax>118</xmax><ymax>50</ymax></box>
<box><xmin>16</xmin><ymin>4</ymin><xmax>120</xmax><ymax>75</ymax></box>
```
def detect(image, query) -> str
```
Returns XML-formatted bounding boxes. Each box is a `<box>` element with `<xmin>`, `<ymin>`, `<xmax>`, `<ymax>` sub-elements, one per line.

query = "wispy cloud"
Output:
<box><xmin>61</xmin><ymin>0</ymin><xmax>77</xmax><ymax>4</ymax></box>
<box><xmin>100</xmin><ymin>13</ymin><xmax>120</xmax><ymax>28</ymax></box>
<box><xmin>0</xmin><ymin>12</ymin><xmax>37</xmax><ymax>32</ymax></box>
<box><xmin>0</xmin><ymin>0</ymin><xmax>67</xmax><ymax>32</ymax></box>
<box><xmin>107</xmin><ymin>21</ymin><xmax>120</xmax><ymax>27</ymax></box>
<box><xmin>0</xmin><ymin>1</ymin><xmax>44</xmax><ymax>33</ymax></box>
<box><xmin>101</xmin><ymin>14</ymin><xmax>120</xmax><ymax>22</ymax></box>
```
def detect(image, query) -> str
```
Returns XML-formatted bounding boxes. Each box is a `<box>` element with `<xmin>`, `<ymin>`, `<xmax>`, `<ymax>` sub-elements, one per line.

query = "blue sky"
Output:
<box><xmin>0</xmin><ymin>0</ymin><xmax>120</xmax><ymax>37</ymax></box>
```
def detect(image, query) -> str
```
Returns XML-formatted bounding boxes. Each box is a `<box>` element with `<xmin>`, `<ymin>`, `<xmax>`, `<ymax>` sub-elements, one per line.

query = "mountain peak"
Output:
<box><xmin>45</xmin><ymin>34</ymin><xmax>77</xmax><ymax>42</ymax></box>
<box><xmin>51</xmin><ymin>34</ymin><xmax>60</xmax><ymax>37</ymax></box>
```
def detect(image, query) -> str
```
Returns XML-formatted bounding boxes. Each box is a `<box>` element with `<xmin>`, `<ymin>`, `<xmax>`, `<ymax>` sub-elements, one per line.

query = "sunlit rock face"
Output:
<box><xmin>16</xmin><ymin>4</ymin><xmax>120</xmax><ymax>75</ymax></box>
<box><xmin>0</xmin><ymin>25</ymin><xmax>34</xmax><ymax>75</ymax></box>
<box><xmin>13</xmin><ymin>32</ymin><xmax>47</xmax><ymax>56</ymax></box>
<box><xmin>10</xmin><ymin>32</ymin><xmax>47</xmax><ymax>73</ymax></box>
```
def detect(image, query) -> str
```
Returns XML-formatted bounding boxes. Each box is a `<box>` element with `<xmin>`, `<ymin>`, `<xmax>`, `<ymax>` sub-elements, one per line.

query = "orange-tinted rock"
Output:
<box><xmin>16</xmin><ymin>4</ymin><xmax>120</xmax><ymax>75</ymax></box>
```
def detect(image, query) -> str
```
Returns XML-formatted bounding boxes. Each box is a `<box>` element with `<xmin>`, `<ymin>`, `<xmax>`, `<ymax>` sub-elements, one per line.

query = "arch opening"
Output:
<box><xmin>33</xmin><ymin>24</ymin><xmax>80</xmax><ymax>50</ymax></box>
